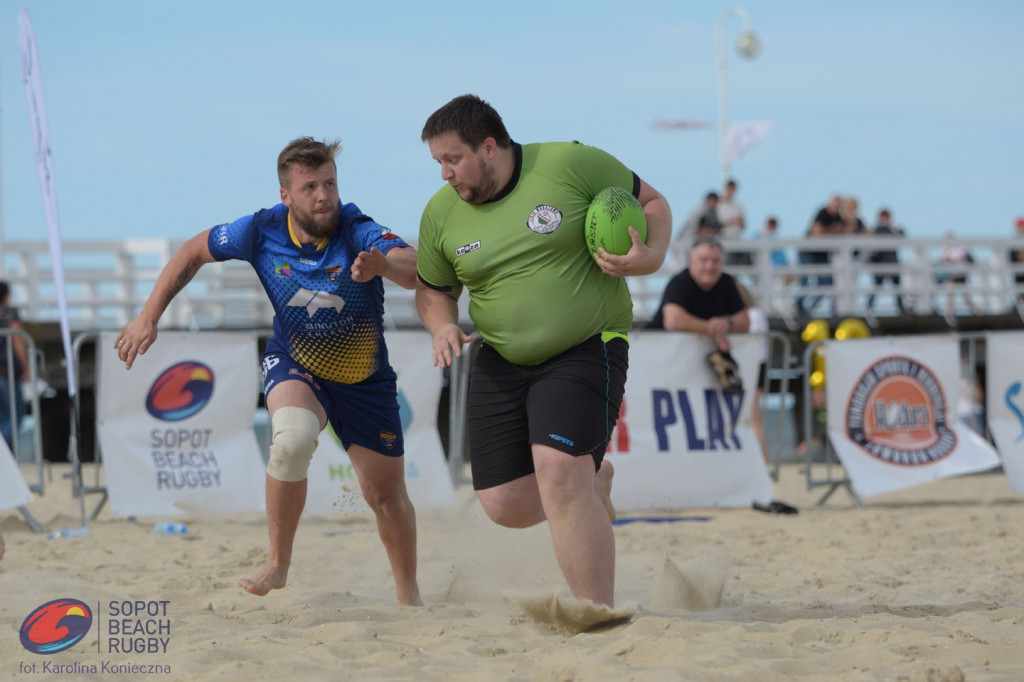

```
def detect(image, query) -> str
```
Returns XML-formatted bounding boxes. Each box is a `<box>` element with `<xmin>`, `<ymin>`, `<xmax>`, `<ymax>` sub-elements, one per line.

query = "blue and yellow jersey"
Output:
<box><xmin>208</xmin><ymin>202</ymin><xmax>409</xmax><ymax>384</ymax></box>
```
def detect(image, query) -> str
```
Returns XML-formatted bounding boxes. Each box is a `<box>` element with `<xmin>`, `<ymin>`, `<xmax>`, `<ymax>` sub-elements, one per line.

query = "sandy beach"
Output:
<box><xmin>2</xmin><ymin>461</ymin><xmax>1022</xmax><ymax>681</ymax></box>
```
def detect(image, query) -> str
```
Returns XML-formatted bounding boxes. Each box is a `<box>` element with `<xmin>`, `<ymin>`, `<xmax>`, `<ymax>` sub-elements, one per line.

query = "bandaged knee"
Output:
<box><xmin>266</xmin><ymin>407</ymin><xmax>320</xmax><ymax>482</ymax></box>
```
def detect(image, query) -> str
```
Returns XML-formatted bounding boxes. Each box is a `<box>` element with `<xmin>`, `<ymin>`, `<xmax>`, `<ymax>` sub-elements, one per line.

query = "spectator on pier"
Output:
<box><xmin>936</xmin><ymin>233</ymin><xmax>978</xmax><ymax>316</ymax></box>
<box><xmin>675</xmin><ymin>191</ymin><xmax>722</xmax><ymax>243</ymax></box>
<box><xmin>755</xmin><ymin>216</ymin><xmax>787</xmax><ymax>267</ymax></box>
<box><xmin>718</xmin><ymin>179</ymin><xmax>750</xmax><ymax>266</ymax></box>
<box><xmin>795</xmin><ymin>195</ymin><xmax>843</xmax><ymax>316</ymax></box>
<box><xmin>1008</xmin><ymin>216</ymin><xmax>1024</xmax><ymax>304</ymax></box>
<box><xmin>866</xmin><ymin>208</ymin><xmax>906</xmax><ymax>313</ymax></box>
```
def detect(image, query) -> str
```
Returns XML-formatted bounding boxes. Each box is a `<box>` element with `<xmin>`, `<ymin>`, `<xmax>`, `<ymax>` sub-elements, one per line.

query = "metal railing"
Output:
<box><xmin>3</xmin><ymin>235</ymin><xmax>1024</xmax><ymax>331</ymax></box>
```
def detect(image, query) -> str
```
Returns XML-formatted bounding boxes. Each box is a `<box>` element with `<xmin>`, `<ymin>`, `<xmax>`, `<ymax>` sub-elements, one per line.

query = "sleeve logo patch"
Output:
<box><xmin>455</xmin><ymin>241</ymin><xmax>481</xmax><ymax>257</ymax></box>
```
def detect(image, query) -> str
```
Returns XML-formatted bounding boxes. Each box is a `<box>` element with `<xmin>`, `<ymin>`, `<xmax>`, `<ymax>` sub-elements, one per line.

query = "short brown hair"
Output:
<box><xmin>277</xmin><ymin>137</ymin><xmax>341</xmax><ymax>188</ymax></box>
<box><xmin>421</xmin><ymin>94</ymin><xmax>511</xmax><ymax>150</ymax></box>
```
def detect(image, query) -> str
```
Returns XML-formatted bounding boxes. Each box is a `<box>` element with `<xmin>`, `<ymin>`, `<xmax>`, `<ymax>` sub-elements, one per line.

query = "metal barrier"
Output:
<box><xmin>68</xmin><ymin>331</ymin><xmax>109</xmax><ymax>526</ymax></box>
<box><xmin>800</xmin><ymin>339</ymin><xmax>859</xmax><ymax>507</ymax></box>
<box><xmin>761</xmin><ymin>330</ymin><xmax>794</xmax><ymax>481</ymax></box>
<box><xmin>1</xmin><ymin>327</ymin><xmax>45</xmax><ymax>531</ymax></box>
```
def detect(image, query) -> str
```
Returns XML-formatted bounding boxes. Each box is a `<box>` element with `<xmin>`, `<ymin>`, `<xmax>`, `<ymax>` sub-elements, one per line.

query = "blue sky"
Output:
<box><xmin>1</xmin><ymin>0</ymin><xmax>1022</xmax><ymax>247</ymax></box>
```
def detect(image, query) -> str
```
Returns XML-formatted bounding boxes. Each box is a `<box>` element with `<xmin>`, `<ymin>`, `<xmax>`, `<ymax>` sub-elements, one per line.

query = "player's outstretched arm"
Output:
<box><xmin>415</xmin><ymin>283</ymin><xmax>471</xmax><ymax>369</ymax></box>
<box><xmin>115</xmin><ymin>230</ymin><xmax>216</xmax><ymax>370</ymax></box>
<box><xmin>593</xmin><ymin>178</ymin><xmax>672</xmax><ymax>278</ymax></box>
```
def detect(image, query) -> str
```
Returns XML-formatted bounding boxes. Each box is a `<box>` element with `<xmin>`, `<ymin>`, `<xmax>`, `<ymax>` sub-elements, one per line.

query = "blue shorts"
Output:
<box><xmin>261</xmin><ymin>338</ymin><xmax>404</xmax><ymax>457</ymax></box>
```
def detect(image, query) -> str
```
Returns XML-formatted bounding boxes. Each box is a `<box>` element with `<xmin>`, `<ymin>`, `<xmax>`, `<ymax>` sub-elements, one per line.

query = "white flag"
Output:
<box><xmin>20</xmin><ymin>8</ymin><xmax>76</xmax><ymax>397</ymax></box>
<box><xmin>726</xmin><ymin>120</ymin><xmax>772</xmax><ymax>164</ymax></box>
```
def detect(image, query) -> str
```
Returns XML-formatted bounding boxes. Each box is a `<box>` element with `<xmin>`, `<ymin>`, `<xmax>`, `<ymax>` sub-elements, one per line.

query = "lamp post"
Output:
<box><xmin>716</xmin><ymin>5</ymin><xmax>761</xmax><ymax>185</ymax></box>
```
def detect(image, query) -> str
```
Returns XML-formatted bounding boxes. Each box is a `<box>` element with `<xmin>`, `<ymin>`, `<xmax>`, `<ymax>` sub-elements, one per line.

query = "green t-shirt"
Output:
<box><xmin>417</xmin><ymin>141</ymin><xmax>638</xmax><ymax>366</ymax></box>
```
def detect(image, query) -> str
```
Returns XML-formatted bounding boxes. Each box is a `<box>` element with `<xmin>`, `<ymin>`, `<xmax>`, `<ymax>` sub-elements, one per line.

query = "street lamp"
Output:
<box><xmin>717</xmin><ymin>5</ymin><xmax>761</xmax><ymax>185</ymax></box>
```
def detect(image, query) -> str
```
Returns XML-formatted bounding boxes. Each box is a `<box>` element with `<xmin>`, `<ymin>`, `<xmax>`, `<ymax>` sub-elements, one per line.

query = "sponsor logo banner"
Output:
<box><xmin>608</xmin><ymin>332</ymin><xmax>775</xmax><ymax>509</ymax></box>
<box><xmin>96</xmin><ymin>332</ymin><xmax>266</xmax><ymax>516</ymax></box>
<box><xmin>984</xmin><ymin>331</ymin><xmax>1024</xmax><ymax>493</ymax></box>
<box><xmin>826</xmin><ymin>336</ymin><xmax>999</xmax><ymax>498</ymax></box>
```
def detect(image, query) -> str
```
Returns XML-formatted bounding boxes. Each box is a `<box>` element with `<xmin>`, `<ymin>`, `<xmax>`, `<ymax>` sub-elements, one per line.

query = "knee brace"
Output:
<box><xmin>266</xmin><ymin>407</ymin><xmax>320</xmax><ymax>482</ymax></box>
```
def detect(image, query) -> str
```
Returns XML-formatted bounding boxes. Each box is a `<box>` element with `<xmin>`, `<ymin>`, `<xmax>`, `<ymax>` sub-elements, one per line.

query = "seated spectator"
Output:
<box><xmin>866</xmin><ymin>208</ymin><xmax>906</xmax><ymax>313</ymax></box>
<box><xmin>648</xmin><ymin>236</ymin><xmax>750</xmax><ymax>393</ymax></box>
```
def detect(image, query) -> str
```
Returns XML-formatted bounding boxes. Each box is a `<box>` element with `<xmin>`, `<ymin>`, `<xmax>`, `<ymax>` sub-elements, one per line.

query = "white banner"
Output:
<box><xmin>96</xmin><ymin>332</ymin><xmax>266</xmax><ymax>516</ymax></box>
<box><xmin>19</xmin><ymin>9</ymin><xmax>76</xmax><ymax>396</ymax></box>
<box><xmin>606</xmin><ymin>332</ymin><xmax>775</xmax><ymax>509</ymax></box>
<box><xmin>304</xmin><ymin>331</ymin><xmax>456</xmax><ymax>513</ymax></box>
<box><xmin>826</xmin><ymin>336</ymin><xmax>1000</xmax><ymax>498</ymax></box>
<box><xmin>0</xmin><ymin>437</ymin><xmax>32</xmax><ymax>511</ymax></box>
<box><xmin>984</xmin><ymin>331</ymin><xmax>1024</xmax><ymax>492</ymax></box>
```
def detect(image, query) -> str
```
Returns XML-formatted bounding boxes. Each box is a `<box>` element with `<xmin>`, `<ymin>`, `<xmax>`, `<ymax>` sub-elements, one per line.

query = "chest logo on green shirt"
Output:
<box><xmin>526</xmin><ymin>205</ymin><xmax>563</xmax><ymax>235</ymax></box>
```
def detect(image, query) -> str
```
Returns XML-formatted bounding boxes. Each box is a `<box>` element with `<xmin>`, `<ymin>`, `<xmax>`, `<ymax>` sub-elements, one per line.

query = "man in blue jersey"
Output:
<box><xmin>115</xmin><ymin>137</ymin><xmax>422</xmax><ymax>605</ymax></box>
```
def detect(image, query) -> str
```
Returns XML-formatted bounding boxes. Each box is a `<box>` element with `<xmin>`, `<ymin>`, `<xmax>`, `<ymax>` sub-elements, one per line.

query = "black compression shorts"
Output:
<box><xmin>466</xmin><ymin>334</ymin><xmax>628</xmax><ymax>490</ymax></box>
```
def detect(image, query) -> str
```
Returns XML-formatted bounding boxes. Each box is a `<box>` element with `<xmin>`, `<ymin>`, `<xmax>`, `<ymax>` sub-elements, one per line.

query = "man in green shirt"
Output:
<box><xmin>416</xmin><ymin>94</ymin><xmax>671</xmax><ymax>608</ymax></box>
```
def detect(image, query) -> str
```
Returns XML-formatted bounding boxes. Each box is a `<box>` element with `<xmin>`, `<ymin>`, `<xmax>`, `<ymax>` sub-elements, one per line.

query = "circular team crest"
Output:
<box><xmin>526</xmin><ymin>205</ymin><xmax>563</xmax><ymax>234</ymax></box>
<box><xmin>846</xmin><ymin>355</ymin><xmax>956</xmax><ymax>465</ymax></box>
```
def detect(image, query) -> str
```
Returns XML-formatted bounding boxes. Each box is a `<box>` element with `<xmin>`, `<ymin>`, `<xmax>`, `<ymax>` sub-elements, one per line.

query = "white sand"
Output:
<box><xmin>1</xmin><ymin>462</ymin><xmax>1022</xmax><ymax>681</ymax></box>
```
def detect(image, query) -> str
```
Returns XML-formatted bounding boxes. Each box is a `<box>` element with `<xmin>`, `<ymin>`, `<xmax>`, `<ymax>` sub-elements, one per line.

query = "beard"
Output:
<box><xmin>460</xmin><ymin>157</ymin><xmax>500</xmax><ymax>204</ymax></box>
<box><xmin>291</xmin><ymin>202</ymin><xmax>339</xmax><ymax>239</ymax></box>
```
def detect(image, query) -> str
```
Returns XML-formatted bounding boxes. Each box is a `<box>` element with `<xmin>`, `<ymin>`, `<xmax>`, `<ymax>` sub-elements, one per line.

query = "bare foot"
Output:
<box><xmin>239</xmin><ymin>562</ymin><xmax>288</xmax><ymax>596</ymax></box>
<box><xmin>398</xmin><ymin>591</ymin><xmax>424</xmax><ymax>607</ymax></box>
<box><xmin>596</xmin><ymin>460</ymin><xmax>616</xmax><ymax>522</ymax></box>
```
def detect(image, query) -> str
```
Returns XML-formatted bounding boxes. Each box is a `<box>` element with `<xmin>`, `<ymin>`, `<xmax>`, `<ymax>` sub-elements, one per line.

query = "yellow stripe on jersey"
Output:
<box><xmin>287</xmin><ymin>211</ymin><xmax>330</xmax><ymax>251</ymax></box>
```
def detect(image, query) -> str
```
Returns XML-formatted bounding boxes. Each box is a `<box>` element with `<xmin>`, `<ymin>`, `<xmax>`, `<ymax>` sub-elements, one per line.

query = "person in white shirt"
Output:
<box><xmin>717</xmin><ymin>178</ymin><xmax>745</xmax><ymax>240</ymax></box>
<box><xmin>718</xmin><ymin>179</ymin><xmax>750</xmax><ymax>267</ymax></box>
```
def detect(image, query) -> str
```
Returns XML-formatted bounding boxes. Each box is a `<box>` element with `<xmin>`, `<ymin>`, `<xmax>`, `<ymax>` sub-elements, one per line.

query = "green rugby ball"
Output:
<box><xmin>584</xmin><ymin>186</ymin><xmax>647</xmax><ymax>256</ymax></box>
